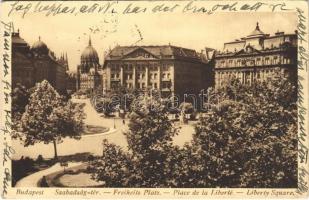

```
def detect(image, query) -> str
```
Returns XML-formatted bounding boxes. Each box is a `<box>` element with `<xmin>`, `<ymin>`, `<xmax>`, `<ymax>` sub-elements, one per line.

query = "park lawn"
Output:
<box><xmin>82</xmin><ymin>125</ymin><xmax>109</xmax><ymax>135</ymax></box>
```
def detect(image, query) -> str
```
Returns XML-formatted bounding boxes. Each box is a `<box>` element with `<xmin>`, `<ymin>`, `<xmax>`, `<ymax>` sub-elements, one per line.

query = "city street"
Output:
<box><xmin>12</xmin><ymin>99</ymin><xmax>194</xmax><ymax>160</ymax></box>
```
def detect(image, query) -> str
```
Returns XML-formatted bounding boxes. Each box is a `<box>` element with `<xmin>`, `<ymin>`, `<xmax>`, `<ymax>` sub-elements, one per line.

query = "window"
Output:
<box><xmin>265</xmin><ymin>57</ymin><xmax>270</xmax><ymax>65</ymax></box>
<box><xmin>284</xmin><ymin>70</ymin><xmax>289</xmax><ymax>77</ymax></box>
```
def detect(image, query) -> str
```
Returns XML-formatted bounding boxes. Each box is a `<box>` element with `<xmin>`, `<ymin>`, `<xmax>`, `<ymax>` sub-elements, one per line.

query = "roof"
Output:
<box><xmin>247</xmin><ymin>22</ymin><xmax>266</xmax><ymax>38</ymax></box>
<box><xmin>218</xmin><ymin>22</ymin><xmax>297</xmax><ymax>55</ymax></box>
<box><xmin>12</xmin><ymin>32</ymin><xmax>28</xmax><ymax>46</ymax></box>
<box><xmin>81</xmin><ymin>38</ymin><xmax>99</xmax><ymax>62</ymax></box>
<box><xmin>105</xmin><ymin>45</ymin><xmax>201</xmax><ymax>61</ymax></box>
<box><xmin>31</xmin><ymin>37</ymin><xmax>49</xmax><ymax>55</ymax></box>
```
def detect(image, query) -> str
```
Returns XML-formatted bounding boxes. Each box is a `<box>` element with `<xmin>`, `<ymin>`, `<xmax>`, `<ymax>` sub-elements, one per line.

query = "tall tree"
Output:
<box><xmin>20</xmin><ymin>80</ymin><xmax>85</xmax><ymax>159</ymax></box>
<box><xmin>90</xmin><ymin>96</ymin><xmax>179</xmax><ymax>187</ymax></box>
<box><xmin>192</xmin><ymin>76</ymin><xmax>297</xmax><ymax>187</ymax></box>
<box><xmin>11</xmin><ymin>84</ymin><xmax>29</xmax><ymax>139</ymax></box>
<box><xmin>125</xmin><ymin>97</ymin><xmax>179</xmax><ymax>187</ymax></box>
<box><xmin>90</xmin><ymin>139</ymin><xmax>133</xmax><ymax>187</ymax></box>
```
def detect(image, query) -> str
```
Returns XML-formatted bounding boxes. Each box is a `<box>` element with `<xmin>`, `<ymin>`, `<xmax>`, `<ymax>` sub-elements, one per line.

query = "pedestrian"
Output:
<box><xmin>40</xmin><ymin>176</ymin><xmax>48</xmax><ymax>187</ymax></box>
<box><xmin>122</xmin><ymin>119</ymin><xmax>125</xmax><ymax>125</ymax></box>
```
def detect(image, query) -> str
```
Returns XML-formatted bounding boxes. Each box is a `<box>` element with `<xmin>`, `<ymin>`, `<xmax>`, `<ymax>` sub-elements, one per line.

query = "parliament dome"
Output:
<box><xmin>81</xmin><ymin>38</ymin><xmax>99</xmax><ymax>64</ymax></box>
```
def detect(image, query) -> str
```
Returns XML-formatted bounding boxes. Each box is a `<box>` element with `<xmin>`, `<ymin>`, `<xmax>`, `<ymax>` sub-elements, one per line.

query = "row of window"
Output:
<box><xmin>123</xmin><ymin>82</ymin><xmax>159</xmax><ymax>89</ymax></box>
<box><xmin>14</xmin><ymin>70</ymin><xmax>33</xmax><ymax>77</ymax></box>
<box><xmin>111</xmin><ymin>73</ymin><xmax>171</xmax><ymax>80</ymax></box>
<box><xmin>110</xmin><ymin>64</ymin><xmax>171</xmax><ymax>71</ymax></box>
<box><xmin>80</xmin><ymin>77</ymin><xmax>96</xmax><ymax>81</ymax></box>
<box><xmin>217</xmin><ymin>56</ymin><xmax>292</xmax><ymax>68</ymax></box>
<box><xmin>216</xmin><ymin>69</ymin><xmax>289</xmax><ymax>85</ymax></box>
<box><xmin>216</xmin><ymin>69</ymin><xmax>278</xmax><ymax>76</ymax></box>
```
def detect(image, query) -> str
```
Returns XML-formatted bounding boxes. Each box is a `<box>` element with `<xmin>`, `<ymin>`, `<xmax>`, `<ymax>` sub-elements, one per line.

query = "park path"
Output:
<box><xmin>73</xmin><ymin>98</ymin><xmax>128</xmax><ymax>131</ymax></box>
<box><xmin>14</xmin><ymin>99</ymin><xmax>126</xmax><ymax>187</ymax></box>
<box><xmin>12</xmin><ymin>99</ymin><xmax>128</xmax><ymax>160</ymax></box>
<box><xmin>15</xmin><ymin>162</ymin><xmax>82</xmax><ymax>187</ymax></box>
<box><xmin>14</xmin><ymin>98</ymin><xmax>194</xmax><ymax>187</ymax></box>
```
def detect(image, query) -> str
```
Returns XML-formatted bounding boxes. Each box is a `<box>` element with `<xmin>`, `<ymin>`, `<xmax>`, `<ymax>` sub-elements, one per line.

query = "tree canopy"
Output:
<box><xmin>90</xmin><ymin>75</ymin><xmax>297</xmax><ymax>188</ymax></box>
<box><xmin>20</xmin><ymin>80</ymin><xmax>85</xmax><ymax>159</ymax></box>
<box><xmin>192</xmin><ymin>76</ymin><xmax>297</xmax><ymax>187</ymax></box>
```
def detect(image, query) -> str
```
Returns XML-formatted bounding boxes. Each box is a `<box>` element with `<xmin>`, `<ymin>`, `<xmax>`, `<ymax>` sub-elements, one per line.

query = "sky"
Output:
<box><xmin>7</xmin><ymin>2</ymin><xmax>297</xmax><ymax>72</ymax></box>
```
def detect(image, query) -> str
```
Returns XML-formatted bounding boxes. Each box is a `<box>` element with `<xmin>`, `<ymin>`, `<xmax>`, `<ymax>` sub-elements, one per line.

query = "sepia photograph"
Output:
<box><xmin>0</xmin><ymin>0</ymin><xmax>308</xmax><ymax>198</ymax></box>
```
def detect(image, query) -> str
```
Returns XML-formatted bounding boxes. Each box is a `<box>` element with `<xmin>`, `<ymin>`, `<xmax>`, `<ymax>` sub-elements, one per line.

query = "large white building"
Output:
<box><xmin>215</xmin><ymin>22</ymin><xmax>297</xmax><ymax>88</ymax></box>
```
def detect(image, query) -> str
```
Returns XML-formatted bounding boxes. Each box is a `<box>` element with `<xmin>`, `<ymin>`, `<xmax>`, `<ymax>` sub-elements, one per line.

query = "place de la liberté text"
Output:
<box><xmin>13</xmin><ymin>188</ymin><xmax>296</xmax><ymax>197</ymax></box>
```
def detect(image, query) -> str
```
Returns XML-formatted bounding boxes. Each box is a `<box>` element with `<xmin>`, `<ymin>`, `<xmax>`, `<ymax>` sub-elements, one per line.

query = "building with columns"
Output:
<box><xmin>76</xmin><ymin>38</ymin><xmax>102</xmax><ymax>91</ymax></box>
<box><xmin>214</xmin><ymin>22</ymin><xmax>297</xmax><ymax>88</ymax></box>
<box><xmin>103</xmin><ymin>45</ymin><xmax>214</xmax><ymax>99</ymax></box>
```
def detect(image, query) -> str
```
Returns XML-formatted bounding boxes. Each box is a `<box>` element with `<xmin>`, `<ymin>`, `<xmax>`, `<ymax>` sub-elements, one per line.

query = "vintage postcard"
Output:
<box><xmin>0</xmin><ymin>0</ymin><xmax>309</xmax><ymax>199</ymax></box>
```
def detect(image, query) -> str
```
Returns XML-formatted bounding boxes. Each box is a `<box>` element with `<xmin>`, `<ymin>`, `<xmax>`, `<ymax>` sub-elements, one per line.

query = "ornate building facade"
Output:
<box><xmin>66</xmin><ymin>71</ymin><xmax>77</xmax><ymax>94</ymax></box>
<box><xmin>12</xmin><ymin>30</ymin><xmax>34</xmax><ymax>88</ymax></box>
<box><xmin>103</xmin><ymin>45</ymin><xmax>214</xmax><ymax>98</ymax></box>
<box><xmin>214</xmin><ymin>23</ymin><xmax>297</xmax><ymax>88</ymax></box>
<box><xmin>12</xmin><ymin>31</ymin><xmax>68</xmax><ymax>94</ymax></box>
<box><xmin>76</xmin><ymin>38</ymin><xmax>102</xmax><ymax>91</ymax></box>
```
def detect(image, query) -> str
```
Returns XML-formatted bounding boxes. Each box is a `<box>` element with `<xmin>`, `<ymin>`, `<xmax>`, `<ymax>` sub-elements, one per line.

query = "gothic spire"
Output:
<box><xmin>89</xmin><ymin>36</ymin><xmax>92</xmax><ymax>46</ymax></box>
<box><xmin>256</xmin><ymin>22</ymin><xmax>260</xmax><ymax>31</ymax></box>
<box><xmin>65</xmin><ymin>52</ymin><xmax>69</xmax><ymax>71</ymax></box>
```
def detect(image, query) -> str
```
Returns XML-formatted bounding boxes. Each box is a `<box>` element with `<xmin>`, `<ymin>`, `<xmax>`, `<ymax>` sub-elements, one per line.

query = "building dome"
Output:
<box><xmin>81</xmin><ymin>38</ymin><xmax>99</xmax><ymax>64</ymax></box>
<box><xmin>247</xmin><ymin>22</ymin><xmax>265</xmax><ymax>38</ymax></box>
<box><xmin>31</xmin><ymin>36</ymin><xmax>49</xmax><ymax>55</ymax></box>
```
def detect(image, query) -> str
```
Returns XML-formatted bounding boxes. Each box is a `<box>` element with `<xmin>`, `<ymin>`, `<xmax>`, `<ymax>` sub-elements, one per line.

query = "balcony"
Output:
<box><xmin>111</xmin><ymin>78</ymin><xmax>120</xmax><ymax>82</ymax></box>
<box><xmin>161</xmin><ymin>77</ymin><xmax>171</xmax><ymax>82</ymax></box>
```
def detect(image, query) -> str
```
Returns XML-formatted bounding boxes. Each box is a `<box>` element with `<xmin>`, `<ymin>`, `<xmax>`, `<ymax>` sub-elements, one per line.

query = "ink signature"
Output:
<box><xmin>3</xmin><ymin>142</ymin><xmax>15</xmax><ymax>166</ymax></box>
<box><xmin>2</xmin><ymin>168</ymin><xmax>11</xmax><ymax>197</ymax></box>
<box><xmin>296</xmin><ymin>167</ymin><xmax>309</xmax><ymax>195</ymax></box>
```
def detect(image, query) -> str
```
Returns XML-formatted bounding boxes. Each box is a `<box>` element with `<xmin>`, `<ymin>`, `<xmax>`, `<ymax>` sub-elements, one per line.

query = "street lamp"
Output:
<box><xmin>114</xmin><ymin>117</ymin><xmax>116</xmax><ymax>129</ymax></box>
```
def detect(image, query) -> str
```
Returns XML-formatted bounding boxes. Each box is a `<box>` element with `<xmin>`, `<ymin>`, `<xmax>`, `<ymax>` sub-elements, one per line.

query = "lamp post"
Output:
<box><xmin>113</xmin><ymin>117</ymin><xmax>116</xmax><ymax>129</ymax></box>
